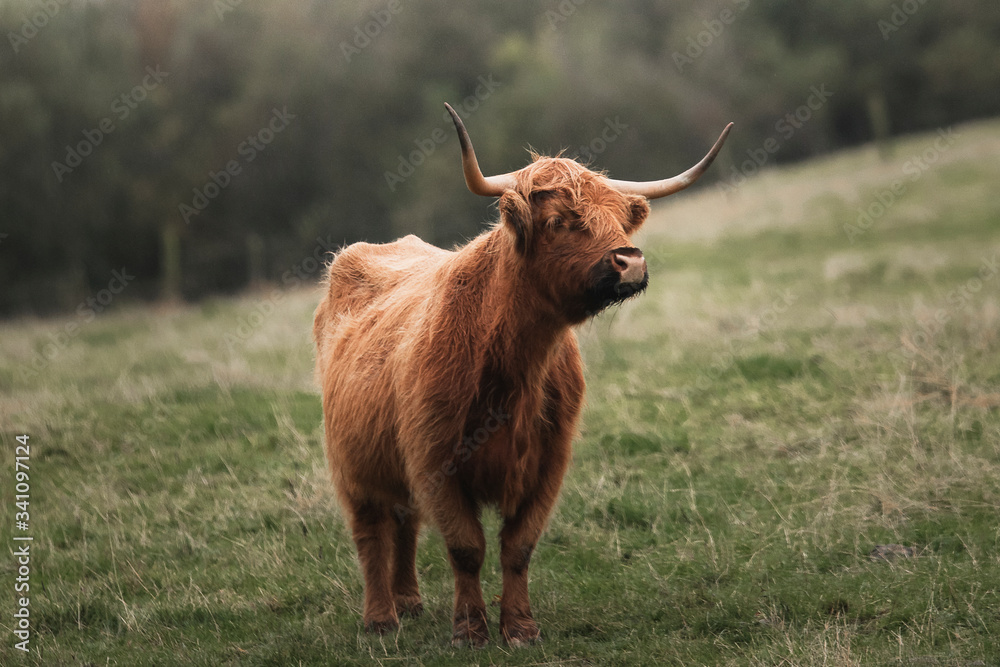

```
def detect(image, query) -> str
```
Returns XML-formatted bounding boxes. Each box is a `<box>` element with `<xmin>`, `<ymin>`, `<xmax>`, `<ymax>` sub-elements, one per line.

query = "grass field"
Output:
<box><xmin>3</xmin><ymin>119</ymin><xmax>1000</xmax><ymax>666</ymax></box>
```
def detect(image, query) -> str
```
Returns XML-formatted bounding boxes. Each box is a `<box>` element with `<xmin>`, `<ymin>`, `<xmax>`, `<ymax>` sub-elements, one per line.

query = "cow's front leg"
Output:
<box><xmin>498</xmin><ymin>517</ymin><xmax>541</xmax><ymax>645</ymax></box>
<box><xmin>498</xmin><ymin>481</ymin><xmax>565</xmax><ymax>647</ymax></box>
<box><xmin>447</xmin><ymin>536</ymin><xmax>489</xmax><ymax>648</ymax></box>
<box><xmin>420</xmin><ymin>479</ymin><xmax>490</xmax><ymax>647</ymax></box>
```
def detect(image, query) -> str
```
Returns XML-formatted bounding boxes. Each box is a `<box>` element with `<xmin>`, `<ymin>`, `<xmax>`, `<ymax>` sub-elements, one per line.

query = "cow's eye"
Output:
<box><xmin>548</xmin><ymin>215</ymin><xmax>565</xmax><ymax>229</ymax></box>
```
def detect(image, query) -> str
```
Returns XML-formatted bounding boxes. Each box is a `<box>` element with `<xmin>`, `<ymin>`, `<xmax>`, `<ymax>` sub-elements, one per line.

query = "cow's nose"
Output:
<box><xmin>611</xmin><ymin>249</ymin><xmax>647</xmax><ymax>284</ymax></box>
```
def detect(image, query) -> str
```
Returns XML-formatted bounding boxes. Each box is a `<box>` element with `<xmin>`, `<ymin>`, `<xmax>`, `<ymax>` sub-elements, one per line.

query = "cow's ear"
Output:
<box><xmin>499</xmin><ymin>190</ymin><xmax>532</xmax><ymax>254</ymax></box>
<box><xmin>625</xmin><ymin>195</ymin><xmax>650</xmax><ymax>234</ymax></box>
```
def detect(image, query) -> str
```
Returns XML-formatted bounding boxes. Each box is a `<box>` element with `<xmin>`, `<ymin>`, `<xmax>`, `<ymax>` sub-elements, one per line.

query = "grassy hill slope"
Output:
<box><xmin>2</xmin><ymin>119</ymin><xmax>999</xmax><ymax>665</ymax></box>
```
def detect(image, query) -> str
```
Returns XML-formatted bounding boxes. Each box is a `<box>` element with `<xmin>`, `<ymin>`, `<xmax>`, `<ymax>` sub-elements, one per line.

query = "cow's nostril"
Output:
<box><xmin>612</xmin><ymin>251</ymin><xmax>647</xmax><ymax>284</ymax></box>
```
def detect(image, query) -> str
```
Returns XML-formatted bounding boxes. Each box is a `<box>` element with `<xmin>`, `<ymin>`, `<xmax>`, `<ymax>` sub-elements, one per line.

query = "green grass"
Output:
<box><xmin>3</xmin><ymin>119</ymin><xmax>1000</xmax><ymax>665</ymax></box>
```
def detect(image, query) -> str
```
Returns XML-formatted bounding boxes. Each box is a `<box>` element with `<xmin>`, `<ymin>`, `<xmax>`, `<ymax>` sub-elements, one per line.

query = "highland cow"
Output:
<box><xmin>313</xmin><ymin>104</ymin><xmax>731</xmax><ymax>647</ymax></box>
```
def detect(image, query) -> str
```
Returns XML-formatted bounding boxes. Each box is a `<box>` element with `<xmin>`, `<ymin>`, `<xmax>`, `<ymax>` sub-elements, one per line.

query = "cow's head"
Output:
<box><xmin>446</xmin><ymin>103</ymin><xmax>731</xmax><ymax>323</ymax></box>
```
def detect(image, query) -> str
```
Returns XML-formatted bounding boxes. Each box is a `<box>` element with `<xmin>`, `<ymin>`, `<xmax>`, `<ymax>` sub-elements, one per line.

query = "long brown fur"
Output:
<box><xmin>313</xmin><ymin>154</ymin><xmax>651</xmax><ymax>647</ymax></box>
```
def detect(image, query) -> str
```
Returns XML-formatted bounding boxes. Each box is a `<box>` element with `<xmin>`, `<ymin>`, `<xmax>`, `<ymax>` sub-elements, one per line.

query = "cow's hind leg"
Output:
<box><xmin>346</xmin><ymin>498</ymin><xmax>399</xmax><ymax>633</ymax></box>
<box><xmin>392</xmin><ymin>514</ymin><xmax>423</xmax><ymax>617</ymax></box>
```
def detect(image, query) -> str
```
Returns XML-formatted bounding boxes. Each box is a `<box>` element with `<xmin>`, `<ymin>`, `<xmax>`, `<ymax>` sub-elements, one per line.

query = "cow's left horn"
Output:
<box><xmin>606</xmin><ymin>122</ymin><xmax>733</xmax><ymax>199</ymax></box>
<box><xmin>445</xmin><ymin>103</ymin><xmax>517</xmax><ymax>197</ymax></box>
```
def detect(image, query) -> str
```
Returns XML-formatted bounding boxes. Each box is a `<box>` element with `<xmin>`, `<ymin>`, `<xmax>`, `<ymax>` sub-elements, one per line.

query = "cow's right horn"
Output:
<box><xmin>605</xmin><ymin>123</ymin><xmax>733</xmax><ymax>199</ymax></box>
<box><xmin>445</xmin><ymin>103</ymin><xmax>517</xmax><ymax>197</ymax></box>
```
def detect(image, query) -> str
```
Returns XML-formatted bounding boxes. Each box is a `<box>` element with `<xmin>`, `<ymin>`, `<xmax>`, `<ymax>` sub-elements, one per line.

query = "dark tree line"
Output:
<box><xmin>2</xmin><ymin>0</ymin><xmax>998</xmax><ymax>315</ymax></box>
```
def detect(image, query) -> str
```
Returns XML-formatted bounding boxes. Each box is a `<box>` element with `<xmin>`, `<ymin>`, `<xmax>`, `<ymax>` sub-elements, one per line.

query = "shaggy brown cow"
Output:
<box><xmin>313</xmin><ymin>104</ymin><xmax>731</xmax><ymax>647</ymax></box>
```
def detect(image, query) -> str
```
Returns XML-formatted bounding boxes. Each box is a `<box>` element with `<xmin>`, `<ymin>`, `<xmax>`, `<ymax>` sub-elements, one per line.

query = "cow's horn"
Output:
<box><xmin>605</xmin><ymin>122</ymin><xmax>733</xmax><ymax>199</ymax></box>
<box><xmin>445</xmin><ymin>103</ymin><xmax>517</xmax><ymax>197</ymax></box>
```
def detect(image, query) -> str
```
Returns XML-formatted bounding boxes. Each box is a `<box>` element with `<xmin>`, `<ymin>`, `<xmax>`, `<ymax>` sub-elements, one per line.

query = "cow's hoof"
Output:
<box><xmin>363</xmin><ymin>617</ymin><xmax>399</xmax><ymax>634</ymax></box>
<box><xmin>395</xmin><ymin>595</ymin><xmax>424</xmax><ymax>618</ymax></box>
<box><xmin>451</xmin><ymin>608</ymin><xmax>489</xmax><ymax>649</ymax></box>
<box><xmin>501</xmin><ymin>615</ymin><xmax>540</xmax><ymax>647</ymax></box>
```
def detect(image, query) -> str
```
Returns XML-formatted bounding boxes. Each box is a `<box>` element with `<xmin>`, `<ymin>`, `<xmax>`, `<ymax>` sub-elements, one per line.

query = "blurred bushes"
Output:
<box><xmin>1</xmin><ymin>0</ymin><xmax>998</xmax><ymax>314</ymax></box>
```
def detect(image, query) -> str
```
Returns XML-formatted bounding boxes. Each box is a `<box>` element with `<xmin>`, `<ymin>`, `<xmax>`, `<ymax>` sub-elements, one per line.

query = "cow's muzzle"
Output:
<box><xmin>610</xmin><ymin>247</ymin><xmax>647</xmax><ymax>286</ymax></box>
<box><xmin>579</xmin><ymin>246</ymin><xmax>649</xmax><ymax>317</ymax></box>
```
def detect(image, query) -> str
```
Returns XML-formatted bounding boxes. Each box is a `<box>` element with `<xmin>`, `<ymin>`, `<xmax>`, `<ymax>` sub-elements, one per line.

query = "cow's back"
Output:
<box><xmin>313</xmin><ymin>234</ymin><xmax>450</xmax><ymax>352</ymax></box>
